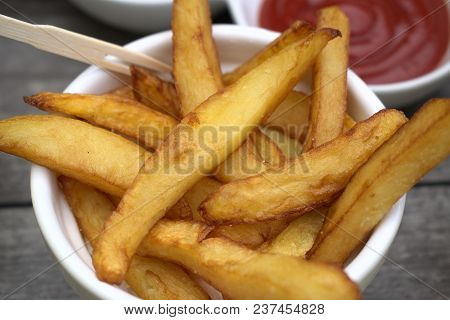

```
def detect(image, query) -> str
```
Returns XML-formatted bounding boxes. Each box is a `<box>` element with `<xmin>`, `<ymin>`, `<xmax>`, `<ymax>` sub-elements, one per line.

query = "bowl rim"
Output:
<box><xmin>30</xmin><ymin>24</ymin><xmax>406</xmax><ymax>299</ymax></box>
<box><xmin>225</xmin><ymin>0</ymin><xmax>450</xmax><ymax>90</ymax></box>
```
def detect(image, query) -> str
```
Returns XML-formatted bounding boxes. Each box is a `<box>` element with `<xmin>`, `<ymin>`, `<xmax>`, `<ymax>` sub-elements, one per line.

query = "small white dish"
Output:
<box><xmin>31</xmin><ymin>25</ymin><xmax>405</xmax><ymax>299</ymax></box>
<box><xmin>226</xmin><ymin>0</ymin><xmax>450</xmax><ymax>107</ymax></box>
<box><xmin>68</xmin><ymin>0</ymin><xmax>226</xmax><ymax>33</ymax></box>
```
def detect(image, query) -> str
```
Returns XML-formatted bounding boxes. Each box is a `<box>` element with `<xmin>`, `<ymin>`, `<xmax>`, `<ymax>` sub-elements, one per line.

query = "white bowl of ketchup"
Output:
<box><xmin>227</xmin><ymin>0</ymin><xmax>450</xmax><ymax>107</ymax></box>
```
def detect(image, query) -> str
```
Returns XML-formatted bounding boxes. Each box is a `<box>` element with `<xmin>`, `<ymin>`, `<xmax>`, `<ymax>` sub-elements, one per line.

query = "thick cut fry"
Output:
<box><xmin>200</xmin><ymin>110</ymin><xmax>407</xmax><ymax>224</ymax></box>
<box><xmin>262</xmin><ymin>128</ymin><xmax>303</xmax><ymax>159</ymax></box>
<box><xmin>344</xmin><ymin>113</ymin><xmax>356</xmax><ymax>132</ymax></box>
<box><xmin>138</xmin><ymin>219</ymin><xmax>360</xmax><ymax>299</ymax></box>
<box><xmin>264</xmin><ymin>91</ymin><xmax>310</xmax><ymax>141</ymax></box>
<box><xmin>0</xmin><ymin>115</ymin><xmax>149</xmax><ymax>196</ymax></box>
<box><xmin>130</xmin><ymin>66</ymin><xmax>181</xmax><ymax>118</ymax></box>
<box><xmin>304</xmin><ymin>6</ymin><xmax>350</xmax><ymax>151</ymax></box>
<box><xmin>93</xmin><ymin>29</ymin><xmax>338</xmax><ymax>284</ymax></box>
<box><xmin>172</xmin><ymin>0</ymin><xmax>222</xmax><ymax>115</ymax></box>
<box><xmin>209</xmin><ymin>219</ymin><xmax>290</xmax><ymax>249</ymax></box>
<box><xmin>309</xmin><ymin>99</ymin><xmax>450</xmax><ymax>264</ymax></box>
<box><xmin>25</xmin><ymin>93</ymin><xmax>177</xmax><ymax>150</ymax></box>
<box><xmin>260</xmin><ymin>210</ymin><xmax>325</xmax><ymax>257</ymax></box>
<box><xmin>214</xmin><ymin>137</ymin><xmax>266</xmax><ymax>183</ymax></box>
<box><xmin>58</xmin><ymin>176</ymin><xmax>208</xmax><ymax>300</ymax></box>
<box><xmin>250</xmin><ymin>129</ymin><xmax>285</xmax><ymax>168</ymax></box>
<box><xmin>187</xmin><ymin>176</ymin><xmax>289</xmax><ymax>247</ymax></box>
<box><xmin>223</xmin><ymin>21</ymin><xmax>314</xmax><ymax>85</ymax></box>
<box><xmin>108</xmin><ymin>85</ymin><xmax>135</xmax><ymax>100</ymax></box>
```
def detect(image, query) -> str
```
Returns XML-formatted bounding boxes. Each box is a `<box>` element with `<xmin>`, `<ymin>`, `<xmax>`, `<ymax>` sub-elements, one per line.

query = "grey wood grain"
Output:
<box><xmin>364</xmin><ymin>186</ymin><xmax>450</xmax><ymax>299</ymax></box>
<box><xmin>0</xmin><ymin>207</ymin><xmax>78</xmax><ymax>299</ymax></box>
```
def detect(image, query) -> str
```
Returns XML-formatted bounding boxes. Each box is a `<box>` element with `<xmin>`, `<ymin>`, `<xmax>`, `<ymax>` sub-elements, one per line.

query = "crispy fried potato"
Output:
<box><xmin>250</xmin><ymin>129</ymin><xmax>285</xmax><ymax>168</ymax></box>
<box><xmin>223</xmin><ymin>21</ymin><xmax>314</xmax><ymax>85</ymax></box>
<box><xmin>214</xmin><ymin>137</ymin><xmax>266</xmax><ymax>183</ymax></box>
<box><xmin>59</xmin><ymin>176</ymin><xmax>208</xmax><ymax>300</ymax></box>
<box><xmin>126</xmin><ymin>256</ymin><xmax>208</xmax><ymax>300</ymax></box>
<box><xmin>304</xmin><ymin>6</ymin><xmax>350</xmax><ymax>151</ymax></box>
<box><xmin>309</xmin><ymin>99</ymin><xmax>450</xmax><ymax>264</ymax></box>
<box><xmin>264</xmin><ymin>91</ymin><xmax>310</xmax><ymax>141</ymax></box>
<box><xmin>108</xmin><ymin>85</ymin><xmax>135</xmax><ymax>100</ymax></box>
<box><xmin>173</xmin><ymin>0</ymin><xmax>222</xmax><ymax>115</ymax></box>
<box><xmin>130</xmin><ymin>66</ymin><xmax>181</xmax><ymax>118</ymax></box>
<box><xmin>139</xmin><ymin>219</ymin><xmax>360</xmax><ymax>299</ymax></box>
<box><xmin>24</xmin><ymin>93</ymin><xmax>177</xmax><ymax>150</ymax></box>
<box><xmin>200</xmin><ymin>110</ymin><xmax>407</xmax><ymax>224</ymax></box>
<box><xmin>187</xmin><ymin>177</ymin><xmax>289</xmax><ymax>248</ymax></box>
<box><xmin>93</xmin><ymin>29</ymin><xmax>338</xmax><ymax>284</ymax></box>
<box><xmin>260</xmin><ymin>210</ymin><xmax>325</xmax><ymax>257</ymax></box>
<box><xmin>184</xmin><ymin>177</ymin><xmax>222</xmax><ymax>221</ymax></box>
<box><xmin>209</xmin><ymin>219</ymin><xmax>290</xmax><ymax>249</ymax></box>
<box><xmin>262</xmin><ymin>128</ymin><xmax>303</xmax><ymax>159</ymax></box>
<box><xmin>344</xmin><ymin>113</ymin><xmax>356</xmax><ymax>132</ymax></box>
<box><xmin>165</xmin><ymin>197</ymin><xmax>193</xmax><ymax>220</ymax></box>
<box><xmin>0</xmin><ymin>115</ymin><xmax>149</xmax><ymax>196</ymax></box>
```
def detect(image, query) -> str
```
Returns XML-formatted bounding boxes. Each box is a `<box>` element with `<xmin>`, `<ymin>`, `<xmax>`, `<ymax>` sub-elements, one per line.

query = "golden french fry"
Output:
<box><xmin>0</xmin><ymin>115</ymin><xmax>149</xmax><ymax>196</ymax></box>
<box><xmin>93</xmin><ymin>29</ymin><xmax>338</xmax><ymax>284</ymax></box>
<box><xmin>262</xmin><ymin>128</ymin><xmax>303</xmax><ymax>159</ymax></box>
<box><xmin>138</xmin><ymin>219</ymin><xmax>360</xmax><ymax>299</ymax></box>
<box><xmin>172</xmin><ymin>0</ymin><xmax>222</xmax><ymax>115</ymax></box>
<box><xmin>24</xmin><ymin>93</ymin><xmax>177</xmax><ymax>150</ymax></box>
<box><xmin>210</xmin><ymin>219</ymin><xmax>290</xmax><ymax>249</ymax></box>
<box><xmin>260</xmin><ymin>210</ymin><xmax>326</xmax><ymax>257</ymax></box>
<box><xmin>304</xmin><ymin>6</ymin><xmax>350</xmax><ymax>151</ymax></box>
<box><xmin>264</xmin><ymin>91</ymin><xmax>310</xmax><ymax>142</ymax></box>
<box><xmin>214</xmin><ymin>137</ymin><xmax>266</xmax><ymax>183</ymax></box>
<box><xmin>200</xmin><ymin>109</ymin><xmax>407</xmax><ymax>224</ymax></box>
<box><xmin>223</xmin><ymin>21</ymin><xmax>314</xmax><ymax>85</ymax></box>
<box><xmin>344</xmin><ymin>113</ymin><xmax>356</xmax><ymax>132</ymax></box>
<box><xmin>184</xmin><ymin>177</ymin><xmax>222</xmax><ymax>221</ymax></box>
<box><xmin>59</xmin><ymin>176</ymin><xmax>208</xmax><ymax>300</ymax></box>
<box><xmin>108</xmin><ymin>85</ymin><xmax>135</xmax><ymax>100</ymax></box>
<box><xmin>130</xmin><ymin>65</ymin><xmax>181</xmax><ymax>118</ymax></box>
<box><xmin>250</xmin><ymin>129</ymin><xmax>285</xmax><ymax>168</ymax></box>
<box><xmin>308</xmin><ymin>99</ymin><xmax>450</xmax><ymax>264</ymax></box>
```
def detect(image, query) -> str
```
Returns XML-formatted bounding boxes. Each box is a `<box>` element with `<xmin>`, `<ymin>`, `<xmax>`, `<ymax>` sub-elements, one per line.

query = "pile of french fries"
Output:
<box><xmin>0</xmin><ymin>0</ymin><xmax>449</xmax><ymax>300</ymax></box>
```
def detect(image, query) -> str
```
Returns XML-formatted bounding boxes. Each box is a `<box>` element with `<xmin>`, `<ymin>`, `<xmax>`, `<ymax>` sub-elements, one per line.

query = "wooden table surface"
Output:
<box><xmin>0</xmin><ymin>0</ymin><xmax>449</xmax><ymax>300</ymax></box>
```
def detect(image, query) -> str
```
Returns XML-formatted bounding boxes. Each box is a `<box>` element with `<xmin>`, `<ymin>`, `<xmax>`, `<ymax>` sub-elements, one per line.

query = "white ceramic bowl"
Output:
<box><xmin>68</xmin><ymin>0</ymin><xmax>226</xmax><ymax>33</ymax></box>
<box><xmin>31</xmin><ymin>25</ymin><xmax>406</xmax><ymax>299</ymax></box>
<box><xmin>226</xmin><ymin>0</ymin><xmax>450</xmax><ymax>107</ymax></box>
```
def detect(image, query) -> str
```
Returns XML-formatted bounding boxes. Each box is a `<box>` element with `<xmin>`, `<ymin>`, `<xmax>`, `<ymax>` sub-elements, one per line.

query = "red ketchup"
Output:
<box><xmin>260</xmin><ymin>0</ymin><xmax>449</xmax><ymax>84</ymax></box>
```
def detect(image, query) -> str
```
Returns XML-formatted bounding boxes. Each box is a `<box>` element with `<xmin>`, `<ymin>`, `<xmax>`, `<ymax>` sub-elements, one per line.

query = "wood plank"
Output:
<box><xmin>0</xmin><ymin>207</ymin><xmax>78</xmax><ymax>299</ymax></box>
<box><xmin>364</xmin><ymin>186</ymin><xmax>450</xmax><ymax>299</ymax></box>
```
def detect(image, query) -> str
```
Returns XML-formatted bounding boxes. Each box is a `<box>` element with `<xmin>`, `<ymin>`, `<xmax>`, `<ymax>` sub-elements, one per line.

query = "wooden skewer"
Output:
<box><xmin>0</xmin><ymin>14</ymin><xmax>172</xmax><ymax>75</ymax></box>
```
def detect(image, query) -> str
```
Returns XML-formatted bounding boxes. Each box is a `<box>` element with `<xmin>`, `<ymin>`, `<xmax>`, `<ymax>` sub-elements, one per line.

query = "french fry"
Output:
<box><xmin>93</xmin><ymin>29</ymin><xmax>338</xmax><ymax>284</ymax></box>
<box><xmin>344</xmin><ymin>113</ymin><xmax>356</xmax><ymax>132</ymax></box>
<box><xmin>260</xmin><ymin>210</ymin><xmax>325</xmax><ymax>257</ymax></box>
<box><xmin>209</xmin><ymin>219</ymin><xmax>290</xmax><ymax>249</ymax></box>
<box><xmin>262</xmin><ymin>128</ymin><xmax>303</xmax><ymax>159</ymax></box>
<box><xmin>130</xmin><ymin>66</ymin><xmax>181</xmax><ymax>118</ymax></box>
<box><xmin>250</xmin><ymin>129</ymin><xmax>285</xmax><ymax>168</ymax></box>
<box><xmin>172</xmin><ymin>0</ymin><xmax>222</xmax><ymax>115</ymax></box>
<box><xmin>304</xmin><ymin>6</ymin><xmax>350</xmax><ymax>151</ymax></box>
<box><xmin>59</xmin><ymin>176</ymin><xmax>208</xmax><ymax>300</ymax></box>
<box><xmin>308</xmin><ymin>99</ymin><xmax>450</xmax><ymax>264</ymax></box>
<box><xmin>200</xmin><ymin>109</ymin><xmax>407</xmax><ymax>224</ymax></box>
<box><xmin>264</xmin><ymin>91</ymin><xmax>310</xmax><ymax>141</ymax></box>
<box><xmin>0</xmin><ymin>115</ymin><xmax>149</xmax><ymax>196</ymax></box>
<box><xmin>24</xmin><ymin>93</ymin><xmax>177</xmax><ymax>150</ymax></box>
<box><xmin>214</xmin><ymin>137</ymin><xmax>266</xmax><ymax>183</ymax></box>
<box><xmin>138</xmin><ymin>219</ymin><xmax>360</xmax><ymax>299</ymax></box>
<box><xmin>223</xmin><ymin>21</ymin><xmax>314</xmax><ymax>85</ymax></box>
<box><xmin>108</xmin><ymin>85</ymin><xmax>135</xmax><ymax>100</ymax></box>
